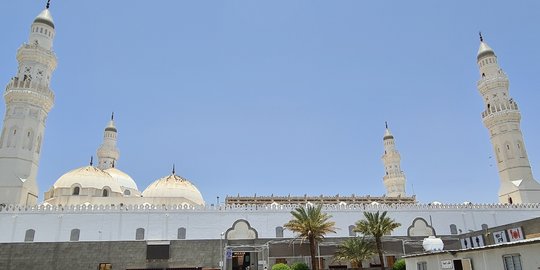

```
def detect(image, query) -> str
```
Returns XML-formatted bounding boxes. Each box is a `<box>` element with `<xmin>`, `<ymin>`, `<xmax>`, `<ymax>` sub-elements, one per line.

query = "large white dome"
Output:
<box><xmin>53</xmin><ymin>166</ymin><xmax>122</xmax><ymax>193</ymax></box>
<box><xmin>142</xmin><ymin>174</ymin><xmax>205</xmax><ymax>206</ymax></box>
<box><xmin>105</xmin><ymin>167</ymin><xmax>139</xmax><ymax>194</ymax></box>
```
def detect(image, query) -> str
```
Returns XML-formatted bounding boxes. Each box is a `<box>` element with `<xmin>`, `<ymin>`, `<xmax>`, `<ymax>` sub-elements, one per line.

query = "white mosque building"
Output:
<box><xmin>1</xmin><ymin>4</ymin><xmax>540</xmax><ymax>270</ymax></box>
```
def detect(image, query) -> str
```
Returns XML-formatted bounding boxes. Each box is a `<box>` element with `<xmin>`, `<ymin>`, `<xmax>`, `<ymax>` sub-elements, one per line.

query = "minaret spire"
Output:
<box><xmin>96</xmin><ymin>115</ymin><xmax>120</xmax><ymax>170</ymax></box>
<box><xmin>381</xmin><ymin>125</ymin><xmax>406</xmax><ymax>197</ymax></box>
<box><xmin>476</xmin><ymin>39</ymin><xmax>540</xmax><ymax>203</ymax></box>
<box><xmin>0</xmin><ymin>6</ymin><xmax>57</xmax><ymax>206</ymax></box>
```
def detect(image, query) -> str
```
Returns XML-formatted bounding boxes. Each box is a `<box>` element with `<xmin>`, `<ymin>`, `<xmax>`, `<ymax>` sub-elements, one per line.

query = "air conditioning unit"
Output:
<box><xmin>453</xmin><ymin>258</ymin><xmax>473</xmax><ymax>270</ymax></box>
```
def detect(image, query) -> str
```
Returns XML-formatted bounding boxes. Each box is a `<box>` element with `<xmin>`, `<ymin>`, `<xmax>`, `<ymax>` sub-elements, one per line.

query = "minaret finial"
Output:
<box><xmin>172</xmin><ymin>164</ymin><xmax>176</xmax><ymax>175</ymax></box>
<box><xmin>46</xmin><ymin>0</ymin><xmax>51</xmax><ymax>9</ymax></box>
<box><xmin>385</xmin><ymin>121</ymin><xmax>388</xmax><ymax>129</ymax></box>
<box><xmin>90</xmin><ymin>156</ymin><xmax>93</xmax><ymax>166</ymax></box>
<box><xmin>111</xmin><ymin>112</ymin><xmax>114</xmax><ymax>121</ymax></box>
<box><xmin>479</xmin><ymin>32</ymin><xmax>484</xmax><ymax>42</ymax></box>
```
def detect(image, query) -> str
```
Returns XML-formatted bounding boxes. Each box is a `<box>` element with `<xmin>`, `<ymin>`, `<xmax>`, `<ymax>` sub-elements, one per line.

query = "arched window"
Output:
<box><xmin>481</xmin><ymin>224</ymin><xmax>488</xmax><ymax>231</ymax></box>
<box><xmin>24</xmin><ymin>129</ymin><xmax>34</xmax><ymax>151</ymax></box>
<box><xmin>508</xmin><ymin>197</ymin><xmax>513</xmax><ymax>204</ymax></box>
<box><xmin>36</xmin><ymin>135</ymin><xmax>42</xmax><ymax>154</ymax></box>
<box><xmin>178</xmin><ymin>227</ymin><xmax>186</xmax><ymax>240</ymax></box>
<box><xmin>25</xmin><ymin>229</ymin><xmax>35</xmax><ymax>242</ymax></box>
<box><xmin>136</xmin><ymin>228</ymin><xmax>145</xmax><ymax>240</ymax></box>
<box><xmin>449</xmin><ymin>224</ymin><xmax>457</xmax><ymax>235</ymax></box>
<box><xmin>348</xmin><ymin>225</ymin><xmax>356</xmax><ymax>237</ymax></box>
<box><xmin>70</xmin><ymin>229</ymin><xmax>80</xmax><ymax>241</ymax></box>
<box><xmin>7</xmin><ymin>126</ymin><xmax>18</xmax><ymax>148</ymax></box>
<box><xmin>504</xmin><ymin>142</ymin><xmax>514</xmax><ymax>159</ymax></box>
<box><xmin>275</xmin><ymin>227</ymin><xmax>284</xmax><ymax>238</ymax></box>
<box><xmin>72</xmin><ymin>187</ymin><xmax>80</xmax><ymax>195</ymax></box>
<box><xmin>124</xmin><ymin>190</ymin><xmax>131</xmax><ymax>196</ymax></box>
<box><xmin>517</xmin><ymin>141</ymin><xmax>526</xmax><ymax>158</ymax></box>
<box><xmin>102</xmin><ymin>189</ymin><xmax>109</xmax><ymax>197</ymax></box>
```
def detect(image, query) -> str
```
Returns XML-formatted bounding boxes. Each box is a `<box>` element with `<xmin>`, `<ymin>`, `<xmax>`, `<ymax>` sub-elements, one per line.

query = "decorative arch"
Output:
<box><xmin>225</xmin><ymin>219</ymin><xmax>258</xmax><ymax>240</ymax></box>
<box><xmin>24</xmin><ymin>128</ymin><xmax>34</xmax><ymax>151</ymax></box>
<box><xmin>504</xmin><ymin>141</ymin><xmax>514</xmax><ymax>159</ymax></box>
<box><xmin>516</xmin><ymin>140</ymin><xmax>526</xmax><ymax>158</ymax></box>
<box><xmin>407</xmin><ymin>217</ymin><xmax>435</xmax><ymax>237</ymax></box>
<box><xmin>7</xmin><ymin>126</ymin><xmax>19</xmax><ymax>148</ymax></box>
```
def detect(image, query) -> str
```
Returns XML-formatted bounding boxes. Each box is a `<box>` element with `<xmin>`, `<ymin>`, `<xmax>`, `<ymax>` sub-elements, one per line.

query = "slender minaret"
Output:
<box><xmin>382</xmin><ymin>123</ymin><xmax>406</xmax><ymax>197</ymax></box>
<box><xmin>96</xmin><ymin>113</ymin><xmax>120</xmax><ymax>170</ymax></box>
<box><xmin>476</xmin><ymin>34</ymin><xmax>540</xmax><ymax>204</ymax></box>
<box><xmin>0</xmin><ymin>3</ymin><xmax>57</xmax><ymax>206</ymax></box>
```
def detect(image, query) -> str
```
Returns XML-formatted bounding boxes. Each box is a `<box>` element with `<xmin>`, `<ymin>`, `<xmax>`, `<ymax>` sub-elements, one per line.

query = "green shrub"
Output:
<box><xmin>392</xmin><ymin>258</ymin><xmax>406</xmax><ymax>270</ymax></box>
<box><xmin>272</xmin><ymin>263</ymin><xmax>291</xmax><ymax>270</ymax></box>
<box><xmin>291</xmin><ymin>262</ymin><xmax>309</xmax><ymax>270</ymax></box>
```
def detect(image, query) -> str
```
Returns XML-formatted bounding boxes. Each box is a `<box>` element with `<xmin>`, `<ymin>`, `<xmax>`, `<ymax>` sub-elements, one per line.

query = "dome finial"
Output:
<box><xmin>46</xmin><ymin>0</ymin><xmax>51</xmax><ymax>9</ymax></box>
<box><xmin>479</xmin><ymin>32</ymin><xmax>484</xmax><ymax>42</ymax></box>
<box><xmin>172</xmin><ymin>164</ymin><xmax>176</xmax><ymax>175</ymax></box>
<box><xmin>90</xmin><ymin>156</ymin><xmax>94</xmax><ymax>166</ymax></box>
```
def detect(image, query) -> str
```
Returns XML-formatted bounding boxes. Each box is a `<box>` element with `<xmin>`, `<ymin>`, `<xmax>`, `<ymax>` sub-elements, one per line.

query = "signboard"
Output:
<box><xmin>460</xmin><ymin>237</ymin><xmax>472</xmax><ymax>249</ymax></box>
<box><xmin>471</xmin><ymin>235</ymin><xmax>484</xmax><ymax>247</ymax></box>
<box><xmin>493</xmin><ymin>230</ymin><xmax>508</xmax><ymax>244</ymax></box>
<box><xmin>226</xmin><ymin>248</ymin><xmax>233</xmax><ymax>259</ymax></box>
<box><xmin>507</xmin><ymin>227</ymin><xmax>524</xmax><ymax>242</ymax></box>
<box><xmin>441</xmin><ymin>260</ymin><xmax>454</xmax><ymax>269</ymax></box>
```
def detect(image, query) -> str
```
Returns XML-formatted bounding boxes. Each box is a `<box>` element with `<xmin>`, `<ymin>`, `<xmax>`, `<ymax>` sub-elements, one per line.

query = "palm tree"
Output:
<box><xmin>284</xmin><ymin>204</ymin><xmax>336</xmax><ymax>270</ymax></box>
<box><xmin>333</xmin><ymin>237</ymin><xmax>375</xmax><ymax>270</ymax></box>
<box><xmin>354</xmin><ymin>211</ymin><xmax>401</xmax><ymax>270</ymax></box>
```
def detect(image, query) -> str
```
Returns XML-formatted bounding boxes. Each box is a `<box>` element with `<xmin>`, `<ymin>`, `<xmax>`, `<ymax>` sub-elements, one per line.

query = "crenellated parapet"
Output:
<box><xmin>1</xmin><ymin>202</ymin><xmax>539</xmax><ymax>214</ymax></box>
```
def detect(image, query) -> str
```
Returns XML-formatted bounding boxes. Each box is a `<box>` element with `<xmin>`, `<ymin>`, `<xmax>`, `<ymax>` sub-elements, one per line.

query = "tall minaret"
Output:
<box><xmin>476</xmin><ymin>34</ymin><xmax>540</xmax><ymax>204</ymax></box>
<box><xmin>382</xmin><ymin>123</ymin><xmax>406</xmax><ymax>197</ymax></box>
<box><xmin>96</xmin><ymin>113</ymin><xmax>120</xmax><ymax>170</ymax></box>
<box><xmin>0</xmin><ymin>3</ymin><xmax>57</xmax><ymax>206</ymax></box>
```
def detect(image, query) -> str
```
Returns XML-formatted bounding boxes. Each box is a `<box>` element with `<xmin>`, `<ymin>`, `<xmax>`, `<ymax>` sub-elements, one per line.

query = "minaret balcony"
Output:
<box><xmin>4</xmin><ymin>77</ymin><xmax>54</xmax><ymax>111</ymax></box>
<box><xmin>481</xmin><ymin>100</ymin><xmax>519</xmax><ymax>118</ymax></box>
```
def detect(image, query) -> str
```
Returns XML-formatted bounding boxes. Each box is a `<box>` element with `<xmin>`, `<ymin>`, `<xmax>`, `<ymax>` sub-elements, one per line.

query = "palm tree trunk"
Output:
<box><xmin>376</xmin><ymin>237</ymin><xmax>385</xmax><ymax>270</ymax></box>
<box><xmin>309</xmin><ymin>237</ymin><xmax>318</xmax><ymax>270</ymax></box>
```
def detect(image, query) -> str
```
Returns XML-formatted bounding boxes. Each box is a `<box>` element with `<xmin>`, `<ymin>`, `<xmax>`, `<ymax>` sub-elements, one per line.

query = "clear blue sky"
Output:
<box><xmin>1</xmin><ymin>1</ymin><xmax>540</xmax><ymax>204</ymax></box>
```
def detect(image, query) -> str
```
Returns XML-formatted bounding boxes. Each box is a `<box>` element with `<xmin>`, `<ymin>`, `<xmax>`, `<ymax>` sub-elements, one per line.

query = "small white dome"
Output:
<box><xmin>142</xmin><ymin>174</ymin><xmax>205</xmax><ymax>206</ymax></box>
<box><xmin>422</xmin><ymin>236</ymin><xmax>444</xmax><ymax>252</ymax></box>
<box><xmin>477</xmin><ymin>41</ymin><xmax>494</xmax><ymax>59</ymax></box>
<box><xmin>53</xmin><ymin>166</ymin><xmax>122</xmax><ymax>193</ymax></box>
<box><xmin>33</xmin><ymin>9</ymin><xmax>54</xmax><ymax>29</ymax></box>
<box><xmin>105</xmin><ymin>167</ymin><xmax>139</xmax><ymax>192</ymax></box>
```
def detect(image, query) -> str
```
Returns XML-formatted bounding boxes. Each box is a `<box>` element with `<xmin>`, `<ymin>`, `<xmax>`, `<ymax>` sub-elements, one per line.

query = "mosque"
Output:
<box><xmin>1</xmin><ymin>3</ymin><xmax>540</xmax><ymax>270</ymax></box>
